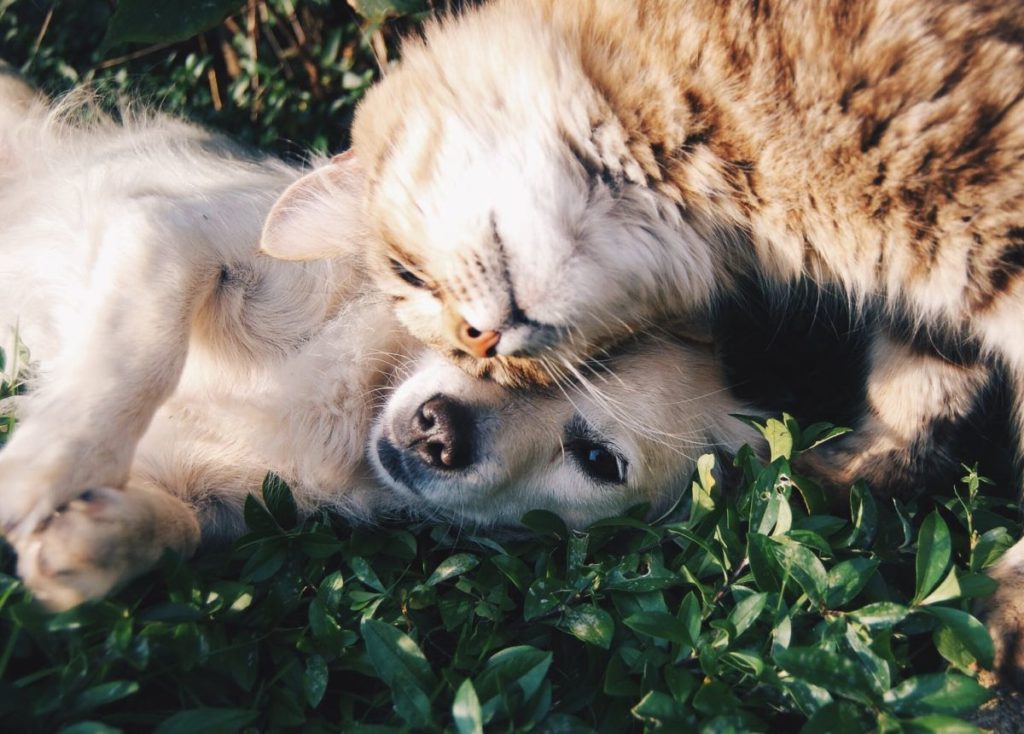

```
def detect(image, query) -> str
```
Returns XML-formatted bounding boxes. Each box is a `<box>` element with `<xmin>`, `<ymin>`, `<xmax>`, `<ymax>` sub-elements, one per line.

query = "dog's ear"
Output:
<box><xmin>260</xmin><ymin>150</ymin><xmax>365</xmax><ymax>261</ymax></box>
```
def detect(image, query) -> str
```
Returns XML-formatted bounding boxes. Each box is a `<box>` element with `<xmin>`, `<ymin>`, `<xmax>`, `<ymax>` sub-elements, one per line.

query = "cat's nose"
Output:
<box><xmin>406</xmin><ymin>395</ymin><xmax>474</xmax><ymax>470</ymax></box>
<box><xmin>456</xmin><ymin>319</ymin><xmax>500</xmax><ymax>359</ymax></box>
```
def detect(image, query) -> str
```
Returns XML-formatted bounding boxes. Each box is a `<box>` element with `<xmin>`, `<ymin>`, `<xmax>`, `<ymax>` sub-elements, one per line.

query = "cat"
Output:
<box><xmin>0</xmin><ymin>81</ymin><xmax>756</xmax><ymax>610</ymax></box>
<box><xmin>258</xmin><ymin>0</ymin><xmax>1024</xmax><ymax>683</ymax></box>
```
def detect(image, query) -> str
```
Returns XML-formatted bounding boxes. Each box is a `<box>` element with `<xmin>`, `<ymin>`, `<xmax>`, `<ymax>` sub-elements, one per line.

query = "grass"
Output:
<box><xmin>0</xmin><ymin>1</ymin><xmax>1021</xmax><ymax>731</ymax></box>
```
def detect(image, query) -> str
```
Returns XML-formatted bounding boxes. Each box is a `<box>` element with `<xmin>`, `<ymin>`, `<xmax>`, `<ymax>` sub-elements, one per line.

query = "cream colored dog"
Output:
<box><xmin>0</xmin><ymin>84</ymin><xmax>754</xmax><ymax>610</ymax></box>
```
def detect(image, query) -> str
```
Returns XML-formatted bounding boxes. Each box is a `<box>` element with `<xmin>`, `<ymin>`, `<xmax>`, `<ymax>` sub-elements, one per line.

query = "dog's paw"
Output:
<box><xmin>979</xmin><ymin>540</ymin><xmax>1024</xmax><ymax>690</ymax></box>
<box><xmin>14</xmin><ymin>486</ymin><xmax>200</xmax><ymax>611</ymax></box>
<box><xmin>0</xmin><ymin>450</ymin><xmax>93</xmax><ymax>540</ymax></box>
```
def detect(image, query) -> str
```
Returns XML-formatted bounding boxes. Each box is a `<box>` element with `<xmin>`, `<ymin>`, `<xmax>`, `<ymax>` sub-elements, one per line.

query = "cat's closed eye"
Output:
<box><xmin>389</xmin><ymin>258</ymin><xmax>430</xmax><ymax>289</ymax></box>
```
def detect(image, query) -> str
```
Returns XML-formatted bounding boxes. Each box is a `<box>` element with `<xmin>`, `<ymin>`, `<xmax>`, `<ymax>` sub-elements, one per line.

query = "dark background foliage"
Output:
<box><xmin>1</xmin><ymin>0</ymin><xmax>441</xmax><ymax>155</ymax></box>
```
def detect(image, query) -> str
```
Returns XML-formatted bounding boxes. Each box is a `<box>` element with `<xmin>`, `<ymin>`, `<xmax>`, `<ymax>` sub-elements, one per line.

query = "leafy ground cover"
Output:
<box><xmin>1</xmin><ymin>1</ymin><xmax>1021</xmax><ymax>731</ymax></box>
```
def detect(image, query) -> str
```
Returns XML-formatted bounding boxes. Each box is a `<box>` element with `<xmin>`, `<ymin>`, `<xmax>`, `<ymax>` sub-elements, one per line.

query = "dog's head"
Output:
<box><xmin>370</xmin><ymin>337</ymin><xmax>754</xmax><ymax>529</ymax></box>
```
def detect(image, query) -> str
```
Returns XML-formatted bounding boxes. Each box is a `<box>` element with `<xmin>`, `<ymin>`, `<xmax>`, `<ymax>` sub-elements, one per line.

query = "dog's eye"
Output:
<box><xmin>389</xmin><ymin>258</ymin><xmax>428</xmax><ymax>289</ymax></box>
<box><xmin>567</xmin><ymin>439</ymin><xmax>628</xmax><ymax>485</ymax></box>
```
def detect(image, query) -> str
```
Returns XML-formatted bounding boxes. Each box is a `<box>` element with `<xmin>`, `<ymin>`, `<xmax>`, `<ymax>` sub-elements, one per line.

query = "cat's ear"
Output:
<box><xmin>260</xmin><ymin>150</ymin><xmax>366</xmax><ymax>261</ymax></box>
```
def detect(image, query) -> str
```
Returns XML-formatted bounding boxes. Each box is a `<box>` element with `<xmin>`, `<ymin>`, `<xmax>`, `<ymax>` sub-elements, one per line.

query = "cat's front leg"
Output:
<box><xmin>15</xmin><ymin>483</ymin><xmax>200</xmax><ymax>611</ymax></box>
<box><xmin>977</xmin><ymin>538</ymin><xmax>1024</xmax><ymax>690</ymax></box>
<box><xmin>795</xmin><ymin>333</ymin><xmax>989</xmax><ymax>494</ymax></box>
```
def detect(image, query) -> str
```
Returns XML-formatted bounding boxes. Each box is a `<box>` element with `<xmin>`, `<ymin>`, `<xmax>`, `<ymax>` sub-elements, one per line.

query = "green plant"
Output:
<box><xmin>0</xmin><ymin>400</ymin><xmax>1014</xmax><ymax>732</ymax></box>
<box><xmin>1</xmin><ymin>0</ymin><xmax>432</xmax><ymax>155</ymax></box>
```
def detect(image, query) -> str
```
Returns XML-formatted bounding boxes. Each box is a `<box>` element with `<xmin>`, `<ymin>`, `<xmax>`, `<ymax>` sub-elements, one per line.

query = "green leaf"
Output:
<box><xmin>679</xmin><ymin>593</ymin><xmax>702</xmax><ymax>653</ymax></box>
<box><xmin>243</xmin><ymin>494</ymin><xmax>279</xmax><ymax>536</ymax></box>
<box><xmin>303</xmin><ymin>654</ymin><xmax>329</xmax><ymax>708</ymax></box>
<box><xmin>848</xmin><ymin>602</ymin><xmax>909</xmax><ymax>629</ymax></box>
<box><xmin>239</xmin><ymin>540</ymin><xmax>286</xmax><ymax>583</ymax></box>
<box><xmin>360</xmin><ymin>618</ymin><xmax>436</xmax><ymax>693</ymax></box>
<box><xmin>631</xmin><ymin>690</ymin><xmax>694</xmax><ymax>725</ymax></box>
<box><xmin>836</xmin><ymin>483</ymin><xmax>878</xmax><ymax>549</ymax></box>
<box><xmin>475</xmin><ymin>646</ymin><xmax>553</xmax><ymax>705</ymax></box>
<box><xmin>297</xmin><ymin>532</ymin><xmax>344</xmax><ymax>559</ymax></box>
<box><xmin>727</xmin><ymin>592</ymin><xmax>767</xmax><ymax>639</ymax></box>
<box><xmin>690</xmin><ymin>453</ymin><xmax>718</xmax><ymax>523</ymax></box>
<box><xmin>426</xmin><ymin>553</ymin><xmax>479</xmax><ymax>586</ymax></box>
<box><xmin>956</xmin><ymin>573</ymin><xmax>999</xmax><ymax>599</ymax></box>
<box><xmin>664</xmin><ymin>665</ymin><xmax>698</xmax><ymax>702</ymax></box>
<box><xmin>914</xmin><ymin>512</ymin><xmax>952</xmax><ymax>603</ymax></box>
<box><xmin>71</xmin><ymin>680</ymin><xmax>140</xmax><ymax>714</ymax></box>
<box><xmin>748</xmin><ymin>533</ymin><xmax>782</xmax><ymax>593</ymax></box>
<box><xmin>692</xmin><ymin>679</ymin><xmax>741</xmax><ymax>717</ymax></box>
<box><xmin>934</xmin><ymin>624</ymin><xmax>977</xmax><ymax>672</ymax></box>
<box><xmin>918</xmin><ymin>567</ymin><xmax>961</xmax><ymax>606</ymax></box>
<box><xmin>762</xmin><ymin>417</ymin><xmax>794</xmax><ymax>461</ymax></box>
<box><xmin>524</xmin><ymin>578</ymin><xmax>564</xmax><ymax>621</ymax></box>
<box><xmin>623</xmin><ymin>611</ymin><xmax>694</xmax><ymax>646</ymax></box>
<box><xmin>453</xmin><ymin>679</ymin><xmax>483</xmax><ymax>734</ymax></box>
<box><xmin>771</xmin><ymin>538</ymin><xmax>828</xmax><ymax>606</ymax></box>
<box><xmin>798</xmin><ymin>422</ymin><xmax>853</xmax><ymax>453</ymax></box>
<box><xmin>491</xmin><ymin>554</ymin><xmax>532</xmax><ymax>592</ymax></box>
<box><xmin>902</xmin><ymin>714</ymin><xmax>981</xmax><ymax>733</ymax></box>
<box><xmin>349</xmin><ymin>556</ymin><xmax>386</xmax><ymax>593</ymax></box>
<box><xmin>520</xmin><ymin>510</ymin><xmax>568</xmax><ymax>538</ymax></box>
<box><xmin>101</xmin><ymin>0</ymin><xmax>246</xmax><ymax>51</ymax></box>
<box><xmin>58</xmin><ymin>724</ymin><xmax>122</xmax><ymax>734</ymax></box>
<box><xmin>261</xmin><ymin>473</ymin><xmax>298</xmax><ymax>529</ymax></box>
<box><xmin>722</xmin><ymin>650</ymin><xmax>766</xmax><ymax>678</ymax></box>
<box><xmin>826</xmin><ymin>558</ymin><xmax>879</xmax><ymax>608</ymax></box>
<box><xmin>791</xmin><ymin>475</ymin><xmax>829</xmax><ymax>515</ymax></box>
<box><xmin>154</xmin><ymin>708</ymin><xmax>259</xmax><ymax>734</ymax></box>
<box><xmin>922</xmin><ymin>607</ymin><xmax>994</xmax><ymax>669</ymax></box>
<box><xmin>391</xmin><ymin>672</ymin><xmax>434</xmax><ymax>728</ymax></box>
<box><xmin>775</xmin><ymin>646</ymin><xmax>879</xmax><ymax>704</ymax></box>
<box><xmin>799</xmin><ymin>701</ymin><xmax>873</xmax><ymax>734</ymax></box>
<box><xmin>882</xmin><ymin>673</ymin><xmax>991</xmax><ymax>716</ymax></box>
<box><xmin>974</xmin><ymin>527</ymin><xmax>1014</xmax><ymax>571</ymax></box>
<box><xmin>844</xmin><ymin>623</ymin><xmax>891</xmax><ymax>693</ymax></box>
<box><xmin>561</xmin><ymin>606</ymin><xmax>614</xmax><ymax>649</ymax></box>
<box><xmin>349</xmin><ymin>0</ymin><xmax>429</xmax><ymax>25</ymax></box>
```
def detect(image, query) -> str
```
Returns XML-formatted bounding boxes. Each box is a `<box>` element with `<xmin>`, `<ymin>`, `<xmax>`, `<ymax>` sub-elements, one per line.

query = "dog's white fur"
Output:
<box><xmin>0</xmin><ymin>83</ymin><xmax>755</xmax><ymax>610</ymax></box>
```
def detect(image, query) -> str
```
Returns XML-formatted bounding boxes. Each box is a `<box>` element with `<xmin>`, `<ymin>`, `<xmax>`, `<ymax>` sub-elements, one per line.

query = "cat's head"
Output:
<box><xmin>370</xmin><ymin>336</ymin><xmax>753</xmax><ymax>528</ymax></box>
<box><xmin>261</xmin><ymin>3</ymin><xmax>720</xmax><ymax>386</ymax></box>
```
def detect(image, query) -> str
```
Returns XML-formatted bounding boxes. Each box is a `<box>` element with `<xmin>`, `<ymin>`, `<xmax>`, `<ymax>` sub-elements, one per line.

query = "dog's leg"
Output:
<box><xmin>0</xmin><ymin>204</ymin><xmax>222</xmax><ymax>539</ymax></box>
<box><xmin>15</xmin><ymin>482</ymin><xmax>200</xmax><ymax>611</ymax></box>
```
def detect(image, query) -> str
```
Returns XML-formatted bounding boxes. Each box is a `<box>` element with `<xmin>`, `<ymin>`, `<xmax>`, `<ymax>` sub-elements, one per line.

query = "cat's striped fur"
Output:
<box><xmin>262</xmin><ymin>0</ymin><xmax>1024</xmax><ymax>685</ymax></box>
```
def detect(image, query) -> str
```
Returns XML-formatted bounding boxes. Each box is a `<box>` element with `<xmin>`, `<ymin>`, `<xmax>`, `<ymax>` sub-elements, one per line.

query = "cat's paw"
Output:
<box><xmin>979</xmin><ymin>540</ymin><xmax>1024</xmax><ymax>690</ymax></box>
<box><xmin>14</xmin><ymin>486</ymin><xmax>200</xmax><ymax>611</ymax></box>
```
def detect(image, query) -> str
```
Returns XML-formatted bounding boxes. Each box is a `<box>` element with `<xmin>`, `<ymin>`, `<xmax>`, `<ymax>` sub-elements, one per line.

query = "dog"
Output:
<box><xmin>0</xmin><ymin>82</ymin><xmax>757</xmax><ymax>610</ymax></box>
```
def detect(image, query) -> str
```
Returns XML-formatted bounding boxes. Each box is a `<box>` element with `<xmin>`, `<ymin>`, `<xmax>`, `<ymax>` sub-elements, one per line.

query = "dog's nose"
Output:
<box><xmin>456</xmin><ymin>320</ymin><xmax>500</xmax><ymax>359</ymax></box>
<box><xmin>407</xmin><ymin>395</ymin><xmax>474</xmax><ymax>470</ymax></box>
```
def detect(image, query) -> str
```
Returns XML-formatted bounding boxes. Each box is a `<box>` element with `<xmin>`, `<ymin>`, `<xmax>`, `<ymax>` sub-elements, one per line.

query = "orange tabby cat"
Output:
<box><xmin>260</xmin><ymin>0</ymin><xmax>1024</xmax><ymax>684</ymax></box>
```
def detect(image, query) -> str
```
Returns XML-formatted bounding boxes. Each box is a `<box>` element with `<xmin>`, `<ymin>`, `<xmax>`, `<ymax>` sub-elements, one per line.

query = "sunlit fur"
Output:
<box><xmin>0</xmin><ymin>84</ymin><xmax>756</xmax><ymax>609</ymax></box>
<box><xmin>347</xmin><ymin>0</ymin><xmax>1024</xmax><ymax>682</ymax></box>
